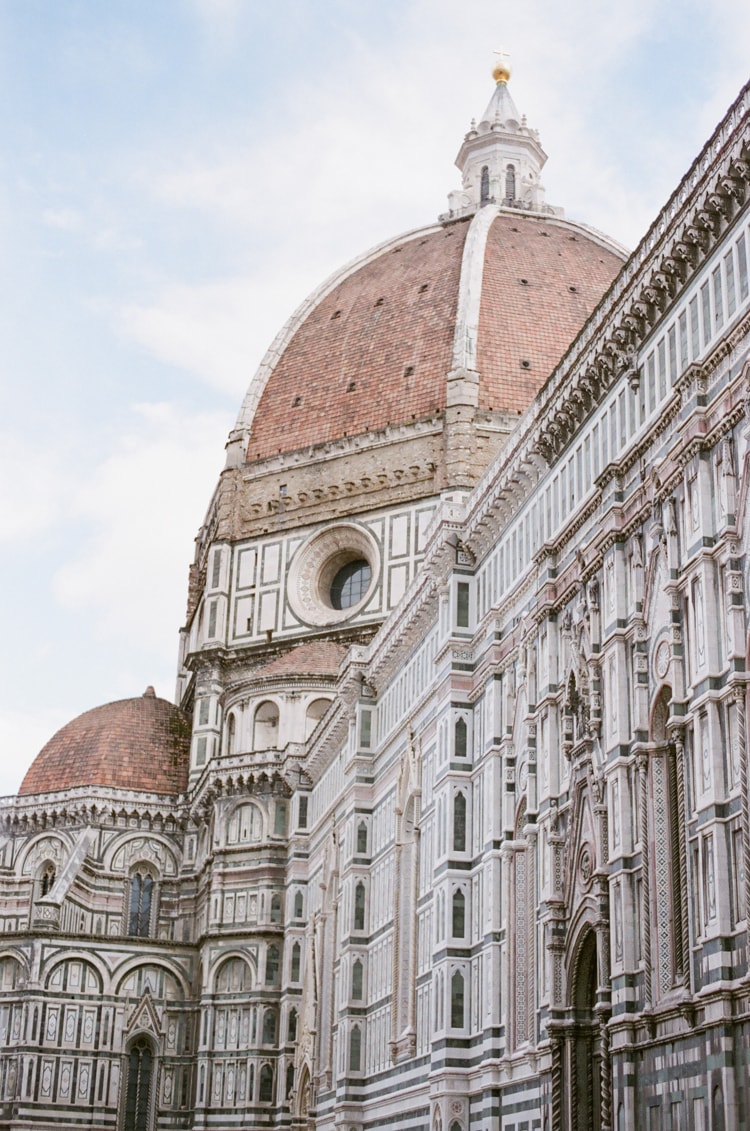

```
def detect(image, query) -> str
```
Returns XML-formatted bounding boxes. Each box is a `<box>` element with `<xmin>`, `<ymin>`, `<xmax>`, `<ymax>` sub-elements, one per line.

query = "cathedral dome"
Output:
<box><xmin>237</xmin><ymin>210</ymin><xmax>625</xmax><ymax>463</ymax></box>
<box><xmin>19</xmin><ymin>688</ymin><xmax>191</xmax><ymax>797</ymax></box>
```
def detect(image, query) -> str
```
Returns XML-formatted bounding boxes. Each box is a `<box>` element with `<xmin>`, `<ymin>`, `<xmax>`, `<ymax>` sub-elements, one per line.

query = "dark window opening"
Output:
<box><xmin>480</xmin><ymin>165</ymin><xmax>490</xmax><ymax>205</ymax></box>
<box><xmin>124</xmin><ymin>1036</ymin><xmax>154</xmax><ymax>1131</ymax></box>
<box><xmin>331</xmin><ymin>560</ymin><xmax>371</xmax><ymax>611</ymax></box>
<box><xmin>453</xmin><ymin>793</ymin><xmax>467</xmax><ymax>853</ymax></box>
<box><xmin>128</xmin><ymin>873</ymin><xmax>153</xmax><ymax>937</ymax></box>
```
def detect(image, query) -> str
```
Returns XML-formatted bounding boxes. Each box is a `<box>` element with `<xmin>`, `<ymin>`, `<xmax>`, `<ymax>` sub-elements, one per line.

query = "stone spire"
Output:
<box><xmin>445</xmin><ymin>55</ymin><xmax>562</xmax><ymax>219</ymax></box>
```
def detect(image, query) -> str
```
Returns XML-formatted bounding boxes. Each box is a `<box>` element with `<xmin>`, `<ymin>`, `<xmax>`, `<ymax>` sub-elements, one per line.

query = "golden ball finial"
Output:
<box><xmin>492</xmin><ymin>48</ymin><xmax>511</xmax><ymax>84</ymax></box>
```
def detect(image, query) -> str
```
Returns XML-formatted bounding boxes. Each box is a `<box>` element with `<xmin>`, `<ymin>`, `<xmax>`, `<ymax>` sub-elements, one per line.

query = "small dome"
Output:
<box><xmin>19</xmin><ymin>690</ymin><xmax>191</xmax><ymax>797</ymax></box>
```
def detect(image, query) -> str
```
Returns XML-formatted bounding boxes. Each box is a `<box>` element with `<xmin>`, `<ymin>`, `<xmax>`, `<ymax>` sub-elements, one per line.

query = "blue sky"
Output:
<box><xmin>1</xmin><ymin>0</ymin><xmax>748</xmax><ymax>794</ymax></box>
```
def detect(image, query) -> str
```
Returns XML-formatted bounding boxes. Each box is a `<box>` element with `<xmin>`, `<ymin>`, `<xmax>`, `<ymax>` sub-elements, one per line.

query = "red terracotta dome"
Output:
<box><xmin>239</xmin><ymin>211</ymin><xmax>625</xmax><ymax>462</ymax></box>
<box><xmin>19</xmin><ymin>688</ymin><xmax>190</xmax><ymax>797</ymax></box>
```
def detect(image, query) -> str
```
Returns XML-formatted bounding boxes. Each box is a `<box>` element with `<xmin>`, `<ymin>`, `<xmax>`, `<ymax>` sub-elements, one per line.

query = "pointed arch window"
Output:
<box><xmin>349</xmin><ymin>1024</ymin><xmax>362</xmax><ymax>1072</ymax></box>
<box><xmin>265</xmin><ymin>945</ymin><xmax>280</xmax><ymax>984</ymax></box>
<box><xmin>450</xmin><ymin>970</ymin><xmax>465</xmax><ymax>1028</ymax></box>
<box><xmin>288</xmin><ymin>1007</ymin><xmax>298</xmax><ymax>1042</ymax></box>
<box><xmin>505</xmin><ymin>164</ymin><xmax>516</xmax><ymax>203</ymax></box>
<box><xmin>128</xmin><ymin>872</ymin><xmax>154</xmax><ymax>937</ymax></box>
<box><xmin>480</xmin><ymin>165</ymin><xmax>490</xmax><ymax>205</ymax></box>
<box><xmin>291</xmin><ymin>942</ymin><xmax>301</xmax><ymax>982</ymax></box>
<box><xmin>454</xmin><ymin>717</ymin><xmax>467</xmax><ymax>757</ymax></box>
<box><xmin>353</xmin><ymin>882</ymin><xmax>366</xmax><ymax>931</ymax></box>
<box><xmin>270</xmin><ymin>893</ymin><xmax>282</xmax><ymax>924</ymax></box>
<box><xmin>453</xmin><ymin>792</ymin><xmax>467</xmax><ymax>853</ymax></box>
<box><xmin>38</xmin><ymin>863</ymin><xmax>56</xmax><ymax>898</ymax></box>
<box><xmin>351</xmin><ymin>958</ymin><xmax>364</xmax><ymax>1000</ymax></box>
<box><xmin>452</xmin><ymin>889</ymin><xmax>466</xmax><ymax>938</ymax></box>
<box><xmin>356</xmin><ymin>821</ymin><xmax>368</xmax><ymax>855</ymax></box>
<box><xmin>123</xmin><ymin>1035</ymin><xmax>154</xmax><ymax>1131</ymax></box>
<box><xmin>225</xmin><ymin>712</ymin><xmax>236</xmax><ymax>756</ymax></box>
<box><xmin>293</xmin><ymin>891</ymin><xmax>304</xmax><ymax>919</ymax></box>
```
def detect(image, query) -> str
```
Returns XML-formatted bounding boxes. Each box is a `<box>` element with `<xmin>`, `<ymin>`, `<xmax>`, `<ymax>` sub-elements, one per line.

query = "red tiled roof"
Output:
<box><xmin>246</xmin><ymin>222</ymin><xmax>471</xmax><ymax>460</ymax></box>
<box><xmin>257</xmin><ymin>641</ymin><xmax>347</xmax><ymax>679</ymax></box>
<box><xmin>244</xmin><ymin>212</ymin><xmax>624</xmax><ymax>461</ymax></box>
<box><xmin>19</xmin><ymin>690</ymin><xmax>191</xmax><ymax>797</ymax></box>
<box><xmin>476</xmin><ymin>215</ymin><xmax>624</xmax><ymax>413</ymax></box>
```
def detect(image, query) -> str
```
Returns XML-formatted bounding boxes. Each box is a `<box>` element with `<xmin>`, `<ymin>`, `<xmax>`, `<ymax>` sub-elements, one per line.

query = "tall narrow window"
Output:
<box><xmin>259</xmin><ymin>1064</ymin><xmax>274</xmax><ymax>1103</ymax></box>
<box><xmin>356</xmin><ymin>821</ymin><xmax>368</xmax><ymax>854</ymax></box>
<box><xmin>123</xmin><ymin>1036</ymin><xmax>154</xmax><ymax>1131</ymax></box>
<box><xmin>253</xmin><ymin>701</ymin><xmax>279</xmax><ymax>750</ymax></box>
<box><xmin>270</xmin><ymin>894</ymin><xmax>282</xmax><ymax>923</ymax></box>
<box><xmin>288</xmin><ymin>1008</ymin><xmax>298</xmax><ymax>1042</ymax></box>
<box><xmin>298</xmin><ymin>796</ymin><xmax>309</xmax><ymax>829</ymax></box>
<box><xmin>265</xmin><ymin>945</ymin><xmax>280</xmax><ymax>984</ymax></box>
<box><xmin>505</xmin><ymin>164</ymin><xmax>516</xmax><ymax>202</ymax></box>
<box><xmin>450</xmin><ymin>971</ymin><xmax>465</xmax><ymax>1028</ymax></box>
<box><xmin>225</xmin><ymin>712</ymin><xmax>236</xmax><ymax>756</ymax></box>
<box><xmin>128</xmin><ymin>872</ymin><xmax>153</xmax><ymax>937</ymax></box>
<box><xmin>39</xmin><ymin>864</ymin><xmax>56</xmax><ymax>898</ymax></box>
<box><xmin>291</xmin><ymin>942</ymin><xmax>301</xmax><ymax>982</ymax></box>
<box><xmin>349</xmin><ymin>1024</ymin><xmax>362</xmax><ymax>1072</ymax></box>
<box><xmin>453</xmin><ymin>793</ymin><xmax>467</xmax><ymax>853</ymax></box>
<box><xmin>262</xmin><ymin>1008</ymin><xmax>276</xmax><ymax>1044</ymax></box>
<box><xmin>352</xmin><ymin>958</ymin><xmax>364</xmax><ymax>1000</ymax></box>
<box><xmin>480</xmin><ymin>165</ymin><xmax>490</xmax><ymax>205</ymax></box>
<box><xmin>456</xmin><ymin>582</ymin><xmax>470</xmax><ymax>628</ymax></box>
<box><xmin>293</xmin><ymin>891</ymin><xmax>304</xmax><ymax>919</ymax></box>
<box><xmin>454</xmin><ymin>717</ymin><xmax>467</xmax><ymax>757</ymax></box>
<box><xmin>452</xmin><ymin>890</ymin><xmax>466</xmax><ymax>938</ymax></box>
<box><xmin>353</xmin><ymin>882</ymin><xmax>366</xmax><ymax>931</ymax></box>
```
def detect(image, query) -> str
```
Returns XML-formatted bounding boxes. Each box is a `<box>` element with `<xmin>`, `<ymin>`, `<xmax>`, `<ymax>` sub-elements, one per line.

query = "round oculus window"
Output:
<box><xmin>287</xmin><ymin>524</ymin><xmax>379</xmax><ymax>627</ymax></box>
<box><xmin>330</xmin><ymin>559</ymin><xmax>371</xmax><ymax>610</ymax></box>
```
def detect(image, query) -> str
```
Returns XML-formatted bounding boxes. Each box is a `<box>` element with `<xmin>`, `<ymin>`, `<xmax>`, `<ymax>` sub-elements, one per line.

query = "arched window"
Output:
<box><xmin>356</xmin><ymin>821</ymin><xmax>368</xmax><ymax>854</ymax></box>
<box><xmin>453</xmin><ymin>792</ymin><xmax>467</xmax><ymax>853</ymax></box>
<box><xmin>353</xmin><ymin>882</ymin><xmax>366</xmax><ymax>931</ymax></box>
<box><xmin>253</xmin><ymin>701</ymin><xmax>279</xmax><ymax>750</ymax></box>
<box><xmin>259</xmin><ymin>1063</ymin><xmax>274</xmax><ymax>1103</ymax></box>
<box><xmin>128</xmin><ymin>871</ymin><xmax>154</xmax><ymax>937</ymax></box>
<box><xmin>349</xmin><ymin>1024</ymin><xmax>362</xmax><ymax>1072</ymax></box>
<box><xmin>265</xmin><ymin>945</ymin><xmax>280</xmax><ymax>984</ymax></box>
<box><xmin>288</xmin><ymin>1008</ymin><xmax>298</xmax><ymax>1042</ymax></box>
<box><xmin>123</xmin><ymin>1035</ymin><xmax>154</xmax><ymax>1131</ymax></box>
<box><xmin>450</xmin><ymin>1122</ymin><xmax>463</xmax><ymax>1131</ymax></box>
<box><xmin>330</xmin><ymin>560</ymin><xmax>371</xmax><ymax>610</ymax></box>
<box><xmin>450</xmin><ymin>971</ymin><xmax>465</xmax><ymax>1028</ymax></box>
<box><xmin>305</xmin><ymin>697</ymin><xmax>331</xmax><ymax>737</ymax></box>
<box><xmin>262</xmin><ymin>1008</ymin><xmax>277</xmax><ymax>1044</ymax></box>
<box><xmin>38</xmin><ymin>863</ymin><xmax>56</xmax><ymax>898</ymax></box>
<box><xmin>352</xmin><ymin>958</ymin><xmax>363</xmax><ymax>1000</ymax></box>
<box><xmin>270</xmin><ymin>893</ymin><xmax>282</xmax><ymax>924</ymax></box>
<box><xmin>452</xmin><ymin>890</ymin><xmax>466</xmax><ymax>938</ymax></box>
<box><xmin>505</xmin><ymin>164</ymin><xmax>516</xmax><ymax>203</ymax></box>
<box><xmin>285</xmin><ymin>1063</ymin><xmax>295</xmax><ymax>1098</ymax></box>
<box><xmin>293</xmin><ymin>891</ymin><xmax>304</xmax><ymax>919</ymax></box>
<box><xmin>225</xmin><ymin>712</ymin><xmax>236</xmax><ymax>756</ymax></box>
<box><xmin>291</xmin><ymin>942</ymin><xmax>301</xmax><ymax>982</ymax></box>
<box><xmin>480</xmin><ymin>165</ymin><xmax>490</xmax><ymax>205</ymax></box>
<box><xmin>454</xmin><ymin>717</ymin><xmax>467</xmax><ymax>757</ymax></box>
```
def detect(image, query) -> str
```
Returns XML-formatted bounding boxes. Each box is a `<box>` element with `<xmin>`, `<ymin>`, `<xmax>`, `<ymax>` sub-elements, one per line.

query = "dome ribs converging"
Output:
<box><xmin>245</xmin><ymin>222</ymin><xmax>470</xmax><ymax>461</ymax></box>
<box><xmin>477</xmin><ymin>214</ymin><xmax>624</xmax><ymax>413</ymax></box>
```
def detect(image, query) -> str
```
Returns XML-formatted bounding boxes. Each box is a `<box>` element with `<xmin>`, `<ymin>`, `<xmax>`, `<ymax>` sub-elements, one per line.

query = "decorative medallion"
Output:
<box><xmin>654</xmin><ymin>639</ymin><xmax>670</xmax><ymax>680</ymax></box>
<box><xmin>578</xmin><ymin>843</ymin><xmax>594</xmax><ymax>889</ymax></box>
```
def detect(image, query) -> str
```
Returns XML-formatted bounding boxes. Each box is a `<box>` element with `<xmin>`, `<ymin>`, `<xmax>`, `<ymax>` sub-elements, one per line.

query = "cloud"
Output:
<box><xmin>53</xmin><ymin>401</ymin><xmax>232</xmax><ymax>657</ymax></box>
<box><xmin>0</xmin><ymin>707</ymin><xmax>71</xmax><ymax>797</ymax></box>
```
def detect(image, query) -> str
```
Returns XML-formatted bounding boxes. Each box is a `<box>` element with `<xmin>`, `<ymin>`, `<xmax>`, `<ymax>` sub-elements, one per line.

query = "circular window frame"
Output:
<box><xmin>287</xmin><ymin>524</ymin><xmax>380</xmax><ymax>627</ymax></box>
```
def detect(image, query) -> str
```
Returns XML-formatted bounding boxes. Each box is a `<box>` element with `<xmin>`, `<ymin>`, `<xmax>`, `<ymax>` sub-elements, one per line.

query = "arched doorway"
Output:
<box><xmin>571</xmin><ymin>931</ymin><xmax>601</xmax><ymax>1131</ymax></box>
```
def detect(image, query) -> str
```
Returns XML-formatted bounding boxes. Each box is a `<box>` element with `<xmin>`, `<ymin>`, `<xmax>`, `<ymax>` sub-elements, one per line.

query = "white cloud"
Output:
<box><xmin>53</xmin><ymin>401</ymin><xmax>232</xmax><ymax>657</ymax></box>
<box><xmin>0</xmin><ymin>707</ymin><xmax>71</xmax><ymax>797</ymax></box>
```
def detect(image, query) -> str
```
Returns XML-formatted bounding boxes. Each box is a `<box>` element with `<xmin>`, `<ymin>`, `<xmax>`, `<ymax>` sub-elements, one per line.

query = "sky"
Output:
<box><xmin>1</xmin><ymin>0</ymin><xmax>749</xmax><ymax>796</ymax></box>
